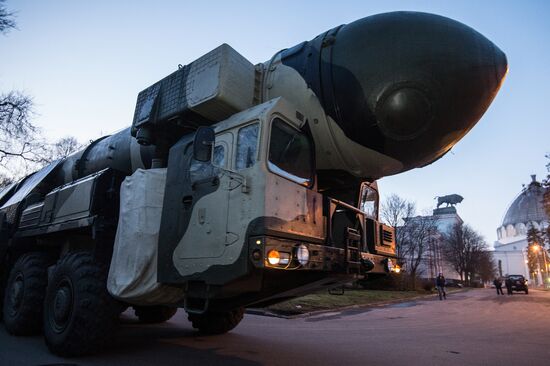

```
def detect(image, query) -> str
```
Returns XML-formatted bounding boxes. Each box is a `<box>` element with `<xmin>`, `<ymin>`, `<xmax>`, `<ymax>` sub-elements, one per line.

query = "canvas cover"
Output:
<box><xmin>107</xmin><ymin>168</ymin><xmax>184</xmax><ymax>305</ymax></box>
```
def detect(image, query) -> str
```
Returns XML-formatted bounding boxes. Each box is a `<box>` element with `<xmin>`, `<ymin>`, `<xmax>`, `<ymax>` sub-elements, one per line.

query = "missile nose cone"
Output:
<box><xmin>328</xmin><ymin>12</ymin><xmax>508</xmax><ymax>172</ymax></box>
<box><xmin>494</xmin><ymin>46</ymin><xmax>509</xmax><ymax>87</ymax></box>
<box><xmin>282</xmin><ymin>11</ymin><xmax>508</xmax><ymax>178</ymax></box>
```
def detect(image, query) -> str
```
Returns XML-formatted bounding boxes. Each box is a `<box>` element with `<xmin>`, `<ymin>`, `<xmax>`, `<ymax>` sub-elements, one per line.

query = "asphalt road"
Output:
<box><xmin>1</xmin><ymin>288</ymin><xmax>550</xmax><ymax>366</ymax></box>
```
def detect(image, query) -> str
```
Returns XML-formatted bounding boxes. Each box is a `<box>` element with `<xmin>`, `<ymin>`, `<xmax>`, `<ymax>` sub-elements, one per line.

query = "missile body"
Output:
<box><xmin>51</xmin><ymin>11</ymin><xmax>506</xmax><ymax>189</ymax></box>
<box><xmin>56</xmin><ymin>127</ymin><xmax>154</xmax><ymax>184</ymax></box>
<box><xmin>264</xmin><ymin>11</ymin><xmax>507</xmax><ymax>183</ymax></box>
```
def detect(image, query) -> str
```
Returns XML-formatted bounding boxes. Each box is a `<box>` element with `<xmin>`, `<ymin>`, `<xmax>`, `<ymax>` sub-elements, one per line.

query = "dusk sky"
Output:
<box><xmin>1</xmin><ymin>0</ymin><xmax>549</xmax><ymax>246</ymax></box>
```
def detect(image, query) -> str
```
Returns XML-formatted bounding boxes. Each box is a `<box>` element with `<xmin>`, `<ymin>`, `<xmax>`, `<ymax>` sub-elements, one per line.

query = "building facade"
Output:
<box><xmin>404</xmin><ymin>206</ymin><xmax>463</xmax><ymax>281</ymax></box>
<box><xmin>493</xmin><ymin>175</ymin><xmax>549</xmax><ymax>285</ymax></box>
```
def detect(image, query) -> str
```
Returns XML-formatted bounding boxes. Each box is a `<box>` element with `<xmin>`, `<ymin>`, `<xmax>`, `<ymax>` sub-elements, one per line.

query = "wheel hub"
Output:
<box><xmin>8</xmin><ymin>273</ymin><xmax>24</xmax><ymax>316</ymax></box>
<box><xmin>52</xmin><ymin>280</ymin><xmax>73</xmax><ymax>329</ymax></box>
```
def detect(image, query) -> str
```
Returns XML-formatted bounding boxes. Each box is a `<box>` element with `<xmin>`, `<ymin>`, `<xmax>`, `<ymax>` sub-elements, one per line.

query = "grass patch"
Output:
<box><xmin>265</xmin><ymin>289</ymin><xmax>429</xmax><ymax>315</ymax></box>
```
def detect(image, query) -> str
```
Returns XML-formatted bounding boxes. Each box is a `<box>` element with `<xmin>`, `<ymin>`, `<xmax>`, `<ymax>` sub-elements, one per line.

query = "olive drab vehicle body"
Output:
<box><xmin>0</xmin><ymin>12</ymin><xmax>507</xmax><ymax>356</ymax></box>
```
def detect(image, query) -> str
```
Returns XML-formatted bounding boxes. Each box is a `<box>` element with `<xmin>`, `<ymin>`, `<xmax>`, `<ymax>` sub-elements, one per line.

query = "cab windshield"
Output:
<box><xmin>268</xmin><ymin>118</ymin><xmax>314</xmax><ymax>187</ymax></box>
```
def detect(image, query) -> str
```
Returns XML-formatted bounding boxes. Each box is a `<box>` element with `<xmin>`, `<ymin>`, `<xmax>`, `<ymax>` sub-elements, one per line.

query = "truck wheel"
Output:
<box><xmin>134</xmin><ymin>305</ymin><xmax>177</xmax><ymax>324</ymax></box>
<box><xmin>2</xmin><ymin>252</ymin><xmax>50</xmax><ymax>335</ymax></box>
<box><xmin>188</xmin><ymin>307</ymin><xmax>244</xmax><ymax>335</ymax></box>
<box><xmin>525</xmin><ymin>289</ymin><xmax>529</xmax><ymax>294</ymax></box>
<box><xmin>0</xmin><ymin>266</ymin><xmax>6</xmax><ymax>321</ymax></box>
<box><xmin>43</xmin><ymin>252</ymin><xmax>120</xmax><ymax>356</ymax></box>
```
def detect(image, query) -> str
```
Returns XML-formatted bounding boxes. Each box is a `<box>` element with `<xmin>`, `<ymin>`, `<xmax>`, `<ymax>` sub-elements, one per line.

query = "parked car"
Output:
<box><xmin>506</xmin><ymin>275</ymin><xmax>529</xmax><ymax>294</ymax></box>
<box><xmin>445</xmin><ymin>279</ymin><xmax>464</xmax><ymax>288</ymax></box>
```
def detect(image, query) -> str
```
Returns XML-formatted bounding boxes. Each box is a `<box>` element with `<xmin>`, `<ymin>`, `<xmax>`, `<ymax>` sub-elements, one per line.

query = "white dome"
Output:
<box><xmin>498</xmin><ymin>175</ymin><xmax>548</xmax><ymax>239</ymax></box>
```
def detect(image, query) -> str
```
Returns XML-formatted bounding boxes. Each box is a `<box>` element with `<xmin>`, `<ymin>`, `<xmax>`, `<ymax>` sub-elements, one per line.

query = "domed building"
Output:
<box><xmin>494</xmin><ymin>175</ymin><xmax>548</xmax><ymax>284</ymax></box>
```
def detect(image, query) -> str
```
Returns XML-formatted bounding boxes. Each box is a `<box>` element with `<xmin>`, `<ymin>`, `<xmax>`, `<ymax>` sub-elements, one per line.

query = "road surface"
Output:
<box><xmin>1</xmin><ymin>288</ymin><xmax>550</xmax><ymax>366</ymax></box>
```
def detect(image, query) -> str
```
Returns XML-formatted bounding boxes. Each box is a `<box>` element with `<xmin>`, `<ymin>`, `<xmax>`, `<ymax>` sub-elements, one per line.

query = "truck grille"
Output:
<box><xmin>382</xmin><ymin>229</ymin><xmax>393</xmax><ymax>244</ymax></box>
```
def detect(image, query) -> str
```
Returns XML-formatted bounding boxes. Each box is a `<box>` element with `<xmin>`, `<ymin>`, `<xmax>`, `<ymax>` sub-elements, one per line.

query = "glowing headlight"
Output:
<box><xmin>267</xmin><ymin>250</ymin><xmax>281</xmax><ymax>265</ymax></box>
<box><xmin>296</xmin><ymin>244</ymin><xmax>310</xmax><ymax>266</ymax></box>
<box><xmin>267</xmin><ymin>250</ymin><xmax>290</xmax><ymax>266</ymax></box>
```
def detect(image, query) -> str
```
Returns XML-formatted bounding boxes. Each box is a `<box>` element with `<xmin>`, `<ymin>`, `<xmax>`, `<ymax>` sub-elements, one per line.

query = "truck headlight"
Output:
<box><xmin>296</xmin><ymin>244</ymin><xmax>309</xmax><ymax>266</ymax></box>
<box><xmin>268</xmin><ymin>250</ymin><xmax>281</xmax><ymax>265</ymax></box>
<box><xmin>267</xmin><ymin>250</ymin><xmax>290</xmax><ymax>266</ymax></box>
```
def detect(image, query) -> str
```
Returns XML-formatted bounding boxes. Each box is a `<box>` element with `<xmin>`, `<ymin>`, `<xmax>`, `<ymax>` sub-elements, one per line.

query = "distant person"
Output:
<box><xmin>493</xmin><ymin>278</ymin><xmax>504</xmax><ymax>295</ymax></box>
<box><xmin>505</xmin><ymin>277</ymin><xmax>513</xmax><ymax>295</ymax></box>
<box><xmin>435</xmin><ymin>273</ymin><xmax>446</xmax><ymax>300</ymax></box>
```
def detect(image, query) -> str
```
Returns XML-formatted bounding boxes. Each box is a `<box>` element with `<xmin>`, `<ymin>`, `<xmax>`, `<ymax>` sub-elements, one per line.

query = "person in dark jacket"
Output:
<box><xmin>505</xmin><ymin>277</ymin><xmax>513</xmax><ymax>295</ymax></box>
<box><xmin>435</xmin><ymin>273</ymin><xmax>446</xmax><ymax>300</ymax></box>
<box><xmin>493</xmin><ymin>278</ymin><xmax>504</xmax><ymax>295</ymax></box>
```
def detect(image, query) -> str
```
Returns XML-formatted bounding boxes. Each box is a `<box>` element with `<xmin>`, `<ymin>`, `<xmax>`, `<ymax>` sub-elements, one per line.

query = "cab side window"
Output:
<box><xmin>212</xmin><ymin>145</ymin><xmax>225</xmax><ymax>167</ymax></box>
<box><xmin>359</xmin><ymin>184</ymin><xmax>378</xmax><ymax>220</ymax></box>
<box><xmin>189</xmin><ymin>145</ymin><xmax>224</xmax><ymax>182</ymax></box>
<box><xmin>235</xmin><ymin>123</ymin><xmax>259</xmax><ymax>170</ymax></box>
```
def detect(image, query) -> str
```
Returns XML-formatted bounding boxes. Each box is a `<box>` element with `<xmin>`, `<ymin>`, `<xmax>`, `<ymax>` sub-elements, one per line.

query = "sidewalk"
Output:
<box><xmin>247</xmin><ymin>288</ymin><xmax>469</xmax><ymax>319</ymax></box>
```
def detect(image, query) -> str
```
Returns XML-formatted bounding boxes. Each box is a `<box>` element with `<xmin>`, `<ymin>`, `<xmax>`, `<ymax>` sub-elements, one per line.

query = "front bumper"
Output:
<box><xmin>511</xmin><ymin>285</ymin><xmax>527</xmax><ymax>290</ymax></box>
<box><xmin>248</xmin><ymin>235</ymin><xmax>394</xmax><ymax>276</ymax></box>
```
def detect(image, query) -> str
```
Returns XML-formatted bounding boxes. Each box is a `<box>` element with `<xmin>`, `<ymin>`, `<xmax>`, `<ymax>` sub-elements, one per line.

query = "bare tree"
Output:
<box><xmin>0</xmin><ymin>1</ymin><xmax>51</xmax><ymax>174</ymax></box>
<box><xmin>0</xmin><ymin>2</ymin><xmax>83</xmax><ymax>179</ymax></box>
<box><xmin>0</xmin><ymin>0</ymin><xmax>16</xmax><ymax>34</ymax></box>
<box><xmin>442</xmin><ymin>223</ymin><xmax>490</xmax><ymax>285</ymax></box>
<box><xmin>0</xmin><ymin>91</ymin><xmax>50</xmax><ymax>168</ymax></box>
<box><xmin>475</xmin><ymin>251</ymin><xmax>497</xmax><ymax>283</ymax></box>
<box><xmin>43</xmin><ymin>136</ymin><xmax>84</xmax><ymax>162</ymax></box>
<box><xmin>0</xmin><ymin>173</ymin><xmax>13</xmax><ymax>190</ymax></box>
<box><xmin>400</xmin><ymin>214</ymin><xmax>439</xmax><ymax>289</ymax></box>
<box><xmin>380</xmin><ymin>194</ymin><xmax>416</xmax><ymax>261</ymax></box>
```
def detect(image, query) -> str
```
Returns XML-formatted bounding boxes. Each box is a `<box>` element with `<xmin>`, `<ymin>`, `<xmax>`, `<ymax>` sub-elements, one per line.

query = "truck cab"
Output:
<box><xmin>157</xmin><ymin>97</ymin><xmax>397</xmax><ymax>311</ymax></box>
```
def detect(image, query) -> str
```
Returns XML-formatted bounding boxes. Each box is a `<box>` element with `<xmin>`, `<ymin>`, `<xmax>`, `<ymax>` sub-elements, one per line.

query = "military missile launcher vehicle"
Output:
<box><xmin>0</xmin><ymin>12</ymin><xmax>507</xmax><ymax>356</ymax></box>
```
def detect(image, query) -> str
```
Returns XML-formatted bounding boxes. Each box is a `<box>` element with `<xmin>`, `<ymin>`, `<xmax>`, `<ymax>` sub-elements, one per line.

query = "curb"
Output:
<box><xmin>246</xmin><ymin>288</ymin><xmax>470</xmax><ymax>319</ymax></box>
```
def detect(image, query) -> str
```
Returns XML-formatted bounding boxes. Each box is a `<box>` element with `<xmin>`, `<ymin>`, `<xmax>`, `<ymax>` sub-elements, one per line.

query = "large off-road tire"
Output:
<box><xmin>43</xmin><ymin>252</ymin><xmax>120</xmax><ymax>357</ymax></box>
<box><xmin>0</xmin><ymin>267</ymin><xmax>6</xmax><ymax>321</ymax></box>
<box><xmin>188</xmin><ymin>307</ymin><xmax>245</xmax><ymax>335</ymax></box>
<box><xmin>2</xmin><ymin>252</ymin><xmax>50</xmax><ymax>335</ymax></box>
<box><xmin>134</xmin><ymin>305</ymin><xmax>178</xmax><ymax>324</ymax></box>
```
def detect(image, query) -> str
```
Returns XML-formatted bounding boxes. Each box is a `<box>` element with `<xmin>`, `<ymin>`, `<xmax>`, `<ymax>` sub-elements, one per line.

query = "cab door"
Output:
<box><xmin>173</xmin><ymin>132</ymin><xmax>234</xmax><ymax>260</ymax></box>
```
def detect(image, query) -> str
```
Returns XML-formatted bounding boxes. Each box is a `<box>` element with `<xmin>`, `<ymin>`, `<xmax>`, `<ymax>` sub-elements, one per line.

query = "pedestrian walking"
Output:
<box><xmin>505</xmin><ymin>277</ymin><xmax>513</xmax><ymax>295</ymax></box>
<box><xmin>493</xmin><ymin>278</ymin><xmax>504</xmax><ymax>295</ymax></box>
<box><xmin>435</xmin><ymin>273</ymin><xmax>446</xmax><ymax>300</ymax></box>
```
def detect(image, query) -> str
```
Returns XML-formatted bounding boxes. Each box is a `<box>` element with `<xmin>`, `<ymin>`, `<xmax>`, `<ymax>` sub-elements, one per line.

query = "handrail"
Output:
<box><xmin>329</xmin><ymin>198</ymin><xmax>365</xmax><ymax>216</ymax></box>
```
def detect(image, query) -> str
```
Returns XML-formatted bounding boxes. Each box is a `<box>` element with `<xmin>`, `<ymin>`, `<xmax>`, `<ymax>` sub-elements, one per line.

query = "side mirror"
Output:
<box><xmin>193</xmin><ymin>126</ymin><xmax>215</xmax><ymax>162</ymax></box>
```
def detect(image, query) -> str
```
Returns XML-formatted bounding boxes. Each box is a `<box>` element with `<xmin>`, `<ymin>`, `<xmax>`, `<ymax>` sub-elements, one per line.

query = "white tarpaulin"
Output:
<box><xmin>107</xmin><ymin>168</ymin><xmax>184</xmax><ymax>305</ymax></box>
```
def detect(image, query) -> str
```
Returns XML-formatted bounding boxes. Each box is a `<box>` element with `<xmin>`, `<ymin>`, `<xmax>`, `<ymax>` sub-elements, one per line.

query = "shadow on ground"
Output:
<box><xmin>475</xmin><ymin>290</ymin><xmax>550</xmax><ymax>307</ymax></box>
<box><xmin>1</xmin><ymin>314</ymin><xmax>261</xmax><ymax>366</ymax></box>
<box><xmin>74</xmin><ymin>317</ymin><xmax>262</xmax><ymax>366</ymax></box>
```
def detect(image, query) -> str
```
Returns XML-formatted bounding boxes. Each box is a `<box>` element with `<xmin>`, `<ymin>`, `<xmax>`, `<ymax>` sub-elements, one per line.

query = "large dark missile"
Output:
<box><xmin>28</xmin><ymin>11</ymin><xmax>507</xmax><ymax>189</ymax></box>
<box><xmin>279</xmin><ymin>11</ymin><xmax>507</xmax><ymax>178</ymax></box>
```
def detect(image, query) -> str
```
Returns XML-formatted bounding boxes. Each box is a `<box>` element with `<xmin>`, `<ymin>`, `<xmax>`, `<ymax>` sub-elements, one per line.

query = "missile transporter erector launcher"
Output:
<box><xmin>0</xmin><ymin>12</ymin><xmax>507</xmax><ymax>356</ymax></box>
